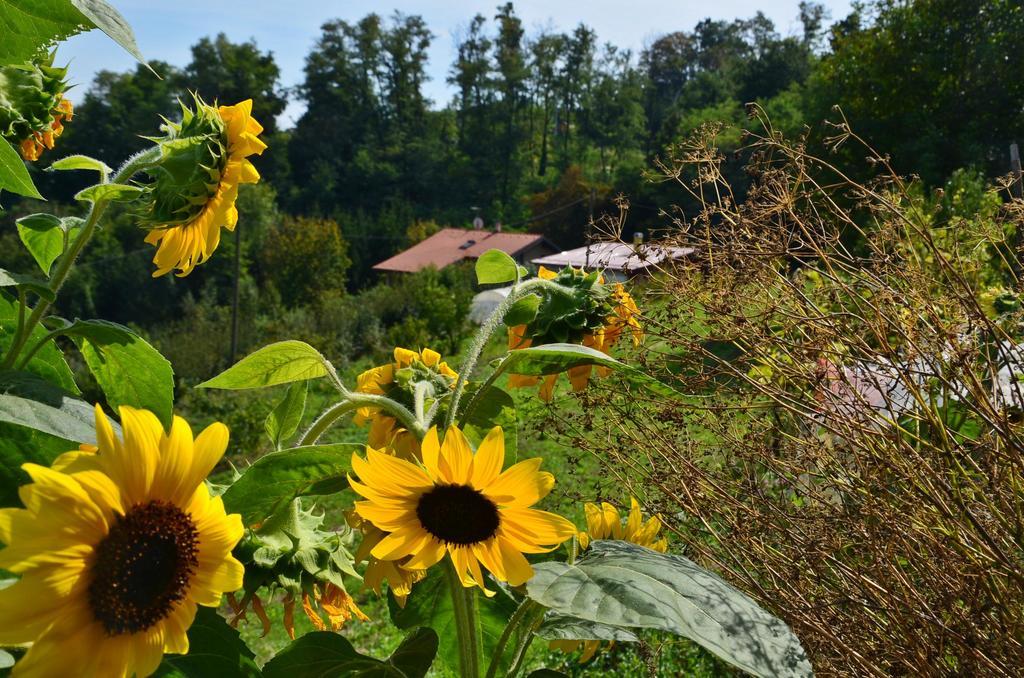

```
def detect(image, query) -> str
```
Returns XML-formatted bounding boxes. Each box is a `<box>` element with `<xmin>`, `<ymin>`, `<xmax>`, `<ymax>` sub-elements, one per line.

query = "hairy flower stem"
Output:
<box><xmin>504</xmin><ymin>603</ymin><xmax>546</xmax><ymax>678</ymax></box>
<box><xmin>1</xmin><ymin>148</ymin><xmax>160</xmax><ymax>371</ymax></box>
<box><xmin>299</xmin><ymin>393</ymin><xmax>424</xmax><ymax>446</ymax></box>
<box><xmin>445</xmin><ymin>559</ymin><xmax>482</xmax><ymax>678</ymax></box>
<box><xmin>445</xmin><ymin>277</ymin><xmax>574</xmax><ymax>430</ymax></box>
<box><xmin>484</xmin><ymin>599</ymin><xmax>542</xmax><ymax>678</ymax></box>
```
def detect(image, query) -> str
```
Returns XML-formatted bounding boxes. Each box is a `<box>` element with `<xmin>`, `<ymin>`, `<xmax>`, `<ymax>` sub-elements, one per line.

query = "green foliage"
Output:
<box><xmin>263</xmin><ymin>628</ymin><xmax>439</xmax><ymax>678</ymax></box>
<box><xmin>154</xmin><ymin>607</ymin><xmax>261</xmax><ymax>678</ymax></box>
<box><xmin>16</xmin><ymin>213</ymin><xmax>66</xmax><ymax>275</ymax></box>
<box><xmin>200</xmin><ymin>340</ymin><xmax>331</xmax><ymax>390</ymax></box>
<box><xmin>62</xmin><ymin>318</ymin><xmax>175</xmax><ymax>427</ymax></box>
<box><xmin>265</xmin><ymin>380</ymin><xmax>308</xmax><ymax>449</ymax></box>
<box><xmin>222</xmin><ymin>443</ymin><xmax>358</xmax><ymax>527</ymax></box>
<box><xmin>0</xmin><ymin>135</ymin><xmax>41</xmax><ymax>199</ymax></box>
<box><xmin>259</xmin><ymin>216</ymin><xmax>351</xmax><ymax>307</ymax></box>
<box><xmin>527</xmin><ymin>541</ymin><xmax>812</xmax><ymax>678</ymax></box>
<box><xmin>389</xmin><ymin>567</ymin><xmax>520</xmax><ymax>675</ymax></box>
<box><xmin>476</xmin><ymin>249</ymin><xmax>519</xmax><ymax>284</ymax></box>
<box><xmin>808</xmin><ymin>0</ymin><xmax>1024</xmax><ymax>185</ymax></box>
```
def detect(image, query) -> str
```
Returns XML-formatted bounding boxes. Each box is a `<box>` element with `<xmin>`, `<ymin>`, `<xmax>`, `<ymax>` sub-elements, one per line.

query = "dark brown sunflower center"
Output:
<box><xmin>88</xmin><ymin>500</ymin><xmax>199</xmax><ymax>636</ymax></box>
<box><xmin>415</xmin><ymin>484</ymin><xmax>500</xmax><ymax>545</ymax></box>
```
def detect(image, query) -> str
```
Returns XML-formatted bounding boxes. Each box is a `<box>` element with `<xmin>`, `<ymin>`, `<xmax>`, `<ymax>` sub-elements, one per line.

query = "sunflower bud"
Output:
<box><xmin>0</xmin><ymin>53</ymin><xmax>73</xmax><ymax>162</ymax></box>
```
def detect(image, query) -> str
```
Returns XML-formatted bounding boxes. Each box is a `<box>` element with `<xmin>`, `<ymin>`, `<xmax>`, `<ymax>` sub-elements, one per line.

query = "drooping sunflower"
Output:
<box><xmin>354</xmin><ymin>347</ymin><xmax>458</xmax><ymax>460</ymax></box>
<box><xmin>550</xmin><ymin>497</ymin><xmax>667</xmax><ymax>662</ymax></box>
<box><xmin>349</xmin><ymin>425</ymin><xmax>576</xmax><ymax>592</ymax></box>
<box><xmin>139</xmin><ymin>97</ymin><xmax>266</xmax><ymax>277</ymax></box>
<box><xmin>0</xmin><ymin>405</ymin><xmax>244</xmax><ymax>678</ymax></box>
<box><xmin>347</xmin><ymin>512</ymin><xmax>425</xmax><ymax>607</ymax></box>
<box><xmin>0</xmin><ymin>53</ymin><xmax>74</xmax><ymax>162</ymax></box>
<box><xmin>508</xmin><ymin>266</ymin><xmax>643</xmax><ymax>401</ymax></box>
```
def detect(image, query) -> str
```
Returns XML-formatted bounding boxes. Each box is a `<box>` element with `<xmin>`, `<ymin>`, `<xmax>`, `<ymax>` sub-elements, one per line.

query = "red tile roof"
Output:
<box><xmin>373</xmin><ymin>228</ymin><xmax>552</xmax><ymax>273</ymax></box>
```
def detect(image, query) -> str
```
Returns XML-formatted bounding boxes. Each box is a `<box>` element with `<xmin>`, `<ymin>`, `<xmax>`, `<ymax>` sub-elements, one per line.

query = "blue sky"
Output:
<box><xmin>58</xmin><ymin>0</ymin><xmax>852</xmax><ymax>127</ymax></box>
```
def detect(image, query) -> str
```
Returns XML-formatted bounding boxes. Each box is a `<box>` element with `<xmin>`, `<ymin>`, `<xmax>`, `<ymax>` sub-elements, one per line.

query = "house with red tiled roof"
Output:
<box><xmin>373</xmin><ymin>228</ymin><xmax>557</xmax><ymax>273</ymax></box>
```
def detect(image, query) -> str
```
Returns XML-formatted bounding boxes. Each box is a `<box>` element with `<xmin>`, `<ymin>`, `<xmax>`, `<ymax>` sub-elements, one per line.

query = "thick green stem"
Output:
<box><xmin>298</xmin><ymin>400</ymin><xmax>361</xmax><ymax>446</ymax></box>
<box><xmin>504</xmin><ymin>603</ymin><xmax>545</xmax><ymax>678</ymax></box>
<box><xmin>446</xmin><ymin>559</ymin><xmax>482</xmax><ymax>677</ymax></box>
<box><xmin>445</xmin><ymin>277</ymin><xmax>572</xmax><ymax>430</ymax></box>
<box><xmin>485</xmin><ymin>599</ymin><xmax>542</xmax><ymax>678</ymax></box>
<box><xmin>298</xmin><ymin>393</ymin><xmax>424</xmax><ymax>447</ymax></box>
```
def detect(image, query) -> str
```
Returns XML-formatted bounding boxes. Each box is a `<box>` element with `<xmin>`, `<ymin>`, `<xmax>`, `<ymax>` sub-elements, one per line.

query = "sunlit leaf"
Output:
<box><xmin>199</xmin><ymin>341</ymin><xmax>332</xmax><ymax>390</ymax></box>
<box><xmin>526</xmin><ymin>541</ymin><xmax>813</xmax><ymax>678</ymax></box>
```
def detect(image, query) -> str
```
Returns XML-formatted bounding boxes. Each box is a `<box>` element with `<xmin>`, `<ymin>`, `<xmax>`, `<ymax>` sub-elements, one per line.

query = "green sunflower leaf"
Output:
<box><xmin>0</xmin><ymin>292</ymin><xmax>77</xmax><ymax>394</ymax></box>
<box><xmin>0</xmin><ymin>0</ymin><xmax>145</xmax><ymax>67</ymax></box>
<box><xmin>74</xmin><ymin>182</ymin><xmax>143</xmax><ymax>204</ymax></box>
<box><xmin>15</xmin><ymin>213</ymin><xmax>64</xmax><ymax>276</ymax></box>
<box><xmin>0</xmin><ymin>138</ymin><xmax>41</xmax><ymax>200</ymax></box>
<box><xmin>153</xmin><ymin>607</ymin><xmax>260</xmax><ymax>677</ymax></box>
<box><xmin>496</xmin><ymin>343</ymin><xmax>682</xmax><ymax>397</ymax></box>
<box><xmin>46</xmin><ymin>154</ymin><xmax>113</xmax><ymax>177</ymax></box>
<box><xmin>0</xmin><ymin>393</ymin><xmax>98</xmax><ymax>445</ymax></box>
<box><xmin>526</xmin><ymin>540</ymin><xmax>813</xmax><ymax>678</ymax></box>
<box><xmin>199</xmin><ymin>340</ymin><xmax>332</xmax><ymax>390</ymax></box>
<box><xmin>503</xmin><ymin>293</ymin><xmax>541</xmax><ymax>326</ymax></box>
<box><xmin>223</xmin><ymin>443</ymin><xmax>360</xmax><ymax>527</ymax></box>
<box><xmin>61</xmin><ymin>319</ymin><xmax>174</xmax><ymax>429</ymax></box>
<box><xmin>535</xmin><ymin>614</ymin><xmax>640</xmax><ymax>642</ymax></box>
<box><xmin>265</xmin><ymin>380</ymin><xmax>308</xmax><ymax>450</ymax></box>
<box><xmin>0</xmin><ymin>269</ymin><xmax>54</xmax><ymax>302</ymax></box>
<box><xmin>476</xmin><ymin>249</ymin><xmax>519</xmax><ymax>285</ymax></box>
<box><xmin>263</xmin><ymin>627</ymin><xmax>438</xmax><ymax>678</ymax></box>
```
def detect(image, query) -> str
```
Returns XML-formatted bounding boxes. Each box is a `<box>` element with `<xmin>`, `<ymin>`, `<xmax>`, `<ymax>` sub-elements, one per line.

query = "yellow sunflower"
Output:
<box><xmin>508</xmin><ymin>266</ymin><xmax>643</xmax><ymax>401</ymax></box>
<box><xmin>349</xmin><ymin>425</ymin><xmax>576</xmax><ymax>593</ymax></box>
<box><xmin>143</xmin><ymin>99</ymin><xmax>266</xmax><ymax>277</ymax></box>
<box><xmin>551</xmin><ymin>497</ymin><xmax>667</xmax><ymax>663</ymax></box>
<box><xmin>354</xmin><ymin>347</ymin><xmax>458</xmax><ymax>460</ymax></box>
<box><xmin>0</xmin><ymin>405</ymin><xmax>244</xmax><ymax>678</ymax></box>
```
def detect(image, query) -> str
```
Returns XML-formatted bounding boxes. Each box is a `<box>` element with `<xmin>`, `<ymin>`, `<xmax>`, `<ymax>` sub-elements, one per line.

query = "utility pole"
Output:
<box><xmin>1011</xmin><ymin>144</ymin><xmax>1023</xmax><ymax>276</ymax></box>
<box><xmin>585</xmin><ymin>187</ymin><xmax>595</xmax><ymax>268</ymax></box>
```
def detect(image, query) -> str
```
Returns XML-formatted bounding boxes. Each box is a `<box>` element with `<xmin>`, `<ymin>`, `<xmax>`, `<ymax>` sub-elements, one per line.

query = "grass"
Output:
<box><xmin>188</xmin><ymin>337</ymin><xmax>733</xmax><ymax>677</ymax></box>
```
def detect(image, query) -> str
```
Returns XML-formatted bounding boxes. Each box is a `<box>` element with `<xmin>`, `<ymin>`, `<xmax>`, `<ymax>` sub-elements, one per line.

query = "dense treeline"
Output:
<box><xmin>3</xmin><ymin>0</ymin><xmax>1022</xmax><ymax>377</ymax></box>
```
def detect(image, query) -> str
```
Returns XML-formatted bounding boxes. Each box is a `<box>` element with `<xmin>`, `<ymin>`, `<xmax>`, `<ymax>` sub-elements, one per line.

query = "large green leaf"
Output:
<box><xmin>0</xmin><ymin>421</ymin><xmax>74</xmax><ymax>507</ymax></box>
<box><xmin>0</xmin><ymin>0</ymin><xmax>144</xmax><ymax>67</ymax></box>
<box><xmin>263</xmin><ymin>627</ymin><xmax>438</xmax><ymax>678</ymax></box>
<box><xmin>460</xmin><ymin>384</ymin><xmax>517</xmax><ymax>465</ymax></box>
<box><xmin>526</xmin><ymin>541</ymin><xmax>813</xmax><ymax>678</ymax></box>
<box><xmin>498</xmin><ymin>343</ymin><xmax>682</xmax><ymax>397</ymax></box>
<box><xmin>0</xmin><ymin>269</ymin><xmax>53</xmax><ymax>302</ymax></box>
<box><xmin>154</xmin><ymin>607</ymin><xmax>260</xmax><ymax>677</ymax></box>
<box><xmin>0</xmin><ymin>138</ymin><xmax>41</xmax><ymax>200</ymax></box>
<box><xmin>389</xmin><ymin>568</ymin><xmax>519</xmax><ymax>674</ymax></box>
<box><xmin>0</xmin><ymin>293</ymin><xmax>77</xmax><ymax>393</ymax></box>
<box><xmin>68</xmin><ymin>0</ymin><xmax>145</xmax><ymax>63</ymax></box>
<box><xmin>63</xmin><ymin>319</ymin><xmax>174</xmax><ymax>428</ymax></box>
<box><xmin>199</xmin><ymin>341</ymin><xmax>331</xmax><ymax>390</ymax></box>
<box><xmin>0</xmin><ymin>393</ymin><xmax>98</xmax><ymax>443</ymax></box>
<box><xmin>265</xmin><ymin>381</ymin><xmax>308</xmax><ymax>450</ymax></box>
<box><xmin>535</xmin><ymin>614</ymin><xmax>640</xmax><ymax>643</ymax></box>
<box><xmin>15</xmin><ymin>213</ymin><xmax>64</xmax><ymax>276</ymax></box>
<box><xmin>222</xmin><ymin>443</ymin><xmax>360</xmax><ymax>527</ymax></box>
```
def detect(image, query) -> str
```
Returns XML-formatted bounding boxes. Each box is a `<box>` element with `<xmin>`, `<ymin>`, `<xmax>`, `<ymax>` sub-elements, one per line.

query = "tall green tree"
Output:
<box><xmin>184</xmin><ymin>34</ymin><xmax>288</xmax><ymax>133</ymax></box>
